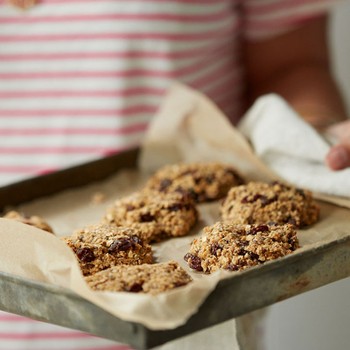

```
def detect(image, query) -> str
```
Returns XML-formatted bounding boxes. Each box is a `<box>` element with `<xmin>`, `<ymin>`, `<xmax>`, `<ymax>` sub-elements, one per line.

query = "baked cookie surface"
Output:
<box><xmin>63</xmin><ymin>224</ymin><xmax>153</xmax><ymax>276</ymax></box>
<box><xmin>221</xmin><ymin>181</ymin><xmax>319</xmax><ymax>228</ymax></box>
<box><xmin>3</xmin><ymin>210</ymin><xmax>54</xmax><ymax>234</ymax></box>
<box><xmin>85</xmin><ymin>261</ymin><xmax>192</xmax><ymax>294</ymax></box>
<box><xmin>184</xmin><ymin>222</ymin><xmax>299</xmax><ymax>273</ymax></box>
<box><xmin>145</xmin><ymin>162</ymin><xmax>244</xmax><ymax>203</ymax></box>
<box><xmin>103</xmin><ymin>191</ymin><xmax>198</xmax><ymax>243</ymax></box>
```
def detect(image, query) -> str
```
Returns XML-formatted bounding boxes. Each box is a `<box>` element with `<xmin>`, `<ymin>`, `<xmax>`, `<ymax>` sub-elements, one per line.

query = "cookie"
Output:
<box><xmin>85</xmin><ymin>261</ymin><xmax>192</xmax><ymax>295</ymax></box>
<box><xmin>103</xmin><ymin>191</ymin><xmax>198</xmax><ymax>243</ymax></box>
<box><xmin>3</xmin><ymin>210</ymin><xmax>54</xmax><ymax>234</ymax></box>
<box><xmin>220</xmin><ymin>181</ymin><xmax>319</xmax><ymax>228</ymax></box>
<box><xmin>62</xmin><ymin>224</ymin><xmax>153</xmax><ymax>276</ymax></box>
<box><xmin>145</xmin><ymin>162</ymin><xmax>244</xmax><ymax>203</ymax></box>
<box><xmin>184</xmin><ymin>222</ymin><xmax>299</xmax><ymax>273</ymax></box>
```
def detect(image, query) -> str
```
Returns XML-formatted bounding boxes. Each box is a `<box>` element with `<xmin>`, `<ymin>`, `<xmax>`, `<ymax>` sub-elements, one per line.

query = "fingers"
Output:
<box><xmin>326</xmin><ymin>120</ymin><xmax>350</xmax><ymax>141</ymax></box>
<box><xmin>324</xmin><ymin>120</ymin><xmax>350</xmax><ymax>170</ymax></box>
<box><xmin>326</xmin><ymin>144</ymin><xmax>350</xmax><ymax>171</ymax></box>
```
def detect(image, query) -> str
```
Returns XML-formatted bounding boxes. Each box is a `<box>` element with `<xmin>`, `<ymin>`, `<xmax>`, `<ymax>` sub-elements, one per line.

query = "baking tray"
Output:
<box><xmin>1</xmin><ymin>148</ymin><xmax>350</xmax><ymax>349</ymax></box>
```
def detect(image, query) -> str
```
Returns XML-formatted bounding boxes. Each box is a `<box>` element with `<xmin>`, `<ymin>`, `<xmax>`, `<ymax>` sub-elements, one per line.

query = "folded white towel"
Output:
<box><xmin>238</xmin><ymin>94</ymin><xmax>350</xmax><ymax>198</ymax></box>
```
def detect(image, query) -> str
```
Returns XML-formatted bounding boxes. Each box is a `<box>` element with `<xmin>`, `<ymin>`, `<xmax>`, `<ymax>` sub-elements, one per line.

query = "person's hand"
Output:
<box><xmin>325</xmin><ymin>120</ymin><xmax>350</xmax><ymax>170</ymax></box>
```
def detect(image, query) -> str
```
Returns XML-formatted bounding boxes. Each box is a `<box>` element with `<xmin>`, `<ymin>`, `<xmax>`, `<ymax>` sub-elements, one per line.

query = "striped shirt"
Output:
<box><xmin>0</xmin><ymin>0</ymin><xmax>335</xmax><ymax>349</ymax></box>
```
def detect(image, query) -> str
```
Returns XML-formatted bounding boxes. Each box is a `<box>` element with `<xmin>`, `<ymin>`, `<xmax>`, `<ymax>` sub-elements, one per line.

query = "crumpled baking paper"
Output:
<box><xmin>0</xmin><ymin>83</ymin><xmax>349</xmax><ymax>332</ymax></box>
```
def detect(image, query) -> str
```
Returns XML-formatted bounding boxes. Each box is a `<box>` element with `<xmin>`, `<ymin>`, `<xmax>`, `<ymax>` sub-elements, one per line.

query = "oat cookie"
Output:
<box><xmin>145</xmin><ymin>162</ymin><xmax>244</xmax><ymax>203</ymax></box>
<box><xmin>85</xmin><ymin>261</ymin><xmax>192</xmax><ymax>295</ymax></box>
<box><xmin>221</xmin><ymin>181</ymin><xmax>319</xmax><ymax>228</ymax></box>
<box><xmin>184</xmin><ymin>222</ymin><xmax>299</xmax><ymax>273</ymax></box>
<box><xmin>62</xmin><ymin>224</ymin><xmax>153</xmax><ymax>276</ymax></box>
<box><xmin>103</xmin><ymin>191</ymin><xmax>198</xmax><ymax>243</ymax></box>
<box><xmin>3</xmin><ymin>210</ymin><xmax>54</xmax><ymax>234</ymax></box>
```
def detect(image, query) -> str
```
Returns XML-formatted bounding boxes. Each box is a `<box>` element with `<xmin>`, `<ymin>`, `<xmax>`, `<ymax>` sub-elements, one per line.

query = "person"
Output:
<box><xmin>0</xmin><ymin>0</ymin><xmax>348</xmax><ymax>349</ymax></box>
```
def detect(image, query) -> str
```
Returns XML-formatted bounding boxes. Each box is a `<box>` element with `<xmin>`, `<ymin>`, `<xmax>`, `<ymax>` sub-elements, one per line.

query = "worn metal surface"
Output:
<box><xmin>1</xmin><ymin>149</ymin><xmax>350</xmax><ymax>348</ymax></box>
<box><xmin>1</xmin><ymin>237</ymin><xmax>350</xmax><ymax>349</ymax></box>
<box><xmin>0</xmin><ymin>148</ymin><xmax>139</xmax><ymax>212</ymax></box>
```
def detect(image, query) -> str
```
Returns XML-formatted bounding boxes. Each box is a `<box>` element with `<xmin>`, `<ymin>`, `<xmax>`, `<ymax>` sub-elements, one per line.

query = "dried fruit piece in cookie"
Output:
<box><xmin>62</xmin><ymin>224</ymin><xmax>153</xmax><ymax>276</ymax></box>
<box><xmin>103</xmin><ymin>191</ymin><xmax>198</xmax><ymax>243</ymax></box>
<box><xmin>184</xmin><ymin>222</ymin><xmax>299</xmax><ymax>273</ymax></box>
<box><xmin>145</xmin><ymin>162</ymin><xmax>244</xmax><ymax>203</ymax></box>
<box><xmin>220</xmin><ymin>181</ymin><xmax>319</xmax><ymax>228</ymax></box>
<box><xmin>3</xmin><ymin>210</ymin><xmax>54</xmax><ymax>234</ymax></box>
<box><xmin>85</xmin><ymin>261</ymin><xmax>192</xmax><ymax>295</ymax></box>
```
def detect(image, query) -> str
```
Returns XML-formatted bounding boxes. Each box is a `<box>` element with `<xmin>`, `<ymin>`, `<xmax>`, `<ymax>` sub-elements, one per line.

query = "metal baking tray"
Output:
<box><xmin>1</xmin><ymin>148</ymin><xmax>350</xmax><ymax>349</ymax></box>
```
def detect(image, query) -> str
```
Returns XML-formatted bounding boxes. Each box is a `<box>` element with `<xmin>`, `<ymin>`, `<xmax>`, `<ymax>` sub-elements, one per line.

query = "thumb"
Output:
<box><xmin>325</xmin><ymin>144</ymin><xmax>350</xmax><ymax>171</ymax></box>
<box><xmin>326</xmin><ymin>120</ymin><xmax>350</xmax><ymax>141</ymax></box>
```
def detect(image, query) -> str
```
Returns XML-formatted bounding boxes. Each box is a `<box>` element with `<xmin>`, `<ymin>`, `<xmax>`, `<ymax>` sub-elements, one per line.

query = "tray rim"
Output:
<box><xmin>1</xmin><ymin>149</ymin><xmax>350</xmax><ymax>348</ymax></box>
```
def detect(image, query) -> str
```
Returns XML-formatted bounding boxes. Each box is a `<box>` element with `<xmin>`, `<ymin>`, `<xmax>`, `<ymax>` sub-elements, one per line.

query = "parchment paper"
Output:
<box><xmin>0</xmin><ymin>83</ymin><xmax>350</xmax><ymax>331</ymax></box>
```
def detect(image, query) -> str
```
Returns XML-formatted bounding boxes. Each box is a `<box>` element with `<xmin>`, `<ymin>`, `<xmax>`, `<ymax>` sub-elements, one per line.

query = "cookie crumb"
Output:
<box><xmin>91</xmin><ymin>192</ymin><xmax>106</xmax><ymax>204</ymax></box>
<box><xmin>3</xmin><ymin>210</ymin><xmax>54</xmax><ymax>234</ymax></box>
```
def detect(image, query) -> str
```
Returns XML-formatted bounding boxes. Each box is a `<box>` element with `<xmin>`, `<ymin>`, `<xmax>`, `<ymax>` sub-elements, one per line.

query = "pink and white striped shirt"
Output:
<box><xmin>0</xmin><ymin>0</ymin><xmax>336</xmax><ymax>349</ymax></box>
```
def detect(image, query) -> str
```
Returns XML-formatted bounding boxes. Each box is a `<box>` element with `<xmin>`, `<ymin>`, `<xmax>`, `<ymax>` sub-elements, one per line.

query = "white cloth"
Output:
<box><xmin>238</xmin><ymin>94</ymin><xmax>350</xmax><ymax>198</ymax></box>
